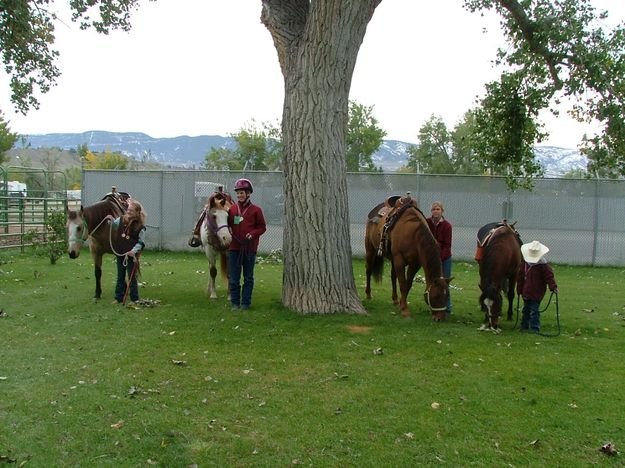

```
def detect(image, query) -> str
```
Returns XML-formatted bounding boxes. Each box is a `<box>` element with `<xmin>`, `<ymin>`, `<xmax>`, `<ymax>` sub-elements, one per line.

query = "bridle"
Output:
<box><xmin>425</xmin><ymin>279</ymin><xmax>448</xmax><ymax>312</ymax></box>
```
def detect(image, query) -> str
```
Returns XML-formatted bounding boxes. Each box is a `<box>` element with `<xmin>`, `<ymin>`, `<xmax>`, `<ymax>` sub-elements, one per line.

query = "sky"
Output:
<box><xmin>1</xmin><ymin>0</ymin><xmax>624</xmax><ymax>148</ymax></box>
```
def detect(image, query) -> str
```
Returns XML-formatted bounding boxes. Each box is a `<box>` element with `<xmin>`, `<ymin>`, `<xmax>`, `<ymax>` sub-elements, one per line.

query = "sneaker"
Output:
<box><xmin>188</xmin><ymin>236</ymin><xmax>202</xmax><ymax>247</ymax></box>
<box><xmin>241</xmin><ymin>305</ymin><xmax>250</xmax><ymax>310</ymax></box>
<box><xmin>231</xmin><ymin>304</ymin><xmax>240</xmax><ymax>310</ymax></box>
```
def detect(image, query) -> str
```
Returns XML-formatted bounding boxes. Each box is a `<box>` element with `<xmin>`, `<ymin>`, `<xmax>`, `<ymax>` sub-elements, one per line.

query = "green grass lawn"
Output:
<box><xmin>1</xmin><ymin>250</ymin><xmax>624</xmax><ymax>466</ymax></box>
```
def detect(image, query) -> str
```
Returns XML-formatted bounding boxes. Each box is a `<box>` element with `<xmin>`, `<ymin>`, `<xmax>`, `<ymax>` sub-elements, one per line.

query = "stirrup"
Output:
<box><xmin>188</xmin><ymin>236</ymin><xmax>202</xmax><ymax>247</ymax></box>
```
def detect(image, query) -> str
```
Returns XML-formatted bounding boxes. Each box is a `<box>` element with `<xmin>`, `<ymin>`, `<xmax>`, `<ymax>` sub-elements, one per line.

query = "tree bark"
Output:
<box><xmin>261</xmin><ymin>0</ymin><xmax>380</xmax><ymax>314</ymax></box>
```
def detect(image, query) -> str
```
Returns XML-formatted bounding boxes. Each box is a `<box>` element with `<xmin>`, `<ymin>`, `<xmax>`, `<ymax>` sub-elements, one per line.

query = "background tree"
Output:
<box><xmin>3</xmin><ymin>1</ymin><xmax>625</xmax><ymax>314</ymax></box>
<box><xmin>450</xmin><ymin>110</ymin><xmax>485</xmax><ymax>175</ymax></box>
<box><xmin>0</xmin><ymin>112</ymin><xmax>19</xmax><ymax>165</ymax></box>
<box><xmin>471</xmin><ymin>73</ymin><xmax>545</xmax><ymax>189</ymax></box>
<box><xmin>406</xmin><ymin>115</ymin><xmax>454</xmax><ymax>174</ymax></box>
<box><xmin>345</xmin><ymin>101</ymin><xmax>386</xmax><ymax>172</ymax></box>
<box><xmin>0</xmin><ymin>0</ymin><xmax>141</xmax><ymax>114</ymax></box>
<box><xmin>203</xmin><ymin>120</ymin><xmax>282</xmax><ymax>171</ymax></box>
<box><xmin>466</xmin><ymin>0</ymin><xmax>625</xmax><ymax>184</ymax></box>
<box><xmin>82</xmin><ymin>149</ymin><xmax>129</xmax><ymax>170</ymax></box>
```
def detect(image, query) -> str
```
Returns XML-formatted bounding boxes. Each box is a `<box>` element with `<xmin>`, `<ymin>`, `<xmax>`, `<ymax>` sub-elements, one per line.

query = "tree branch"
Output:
<box><xmin>497</xmin><ymin>0</ymin><xmax>563</xmax><ymax>89</ymax></box>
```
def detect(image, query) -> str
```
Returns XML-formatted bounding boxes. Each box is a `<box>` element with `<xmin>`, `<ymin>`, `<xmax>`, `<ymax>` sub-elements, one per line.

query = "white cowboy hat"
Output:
<box><xmin>521</xmin><ymin>240</ymin><xmax>550</xmax><ymax>263</ymax></box>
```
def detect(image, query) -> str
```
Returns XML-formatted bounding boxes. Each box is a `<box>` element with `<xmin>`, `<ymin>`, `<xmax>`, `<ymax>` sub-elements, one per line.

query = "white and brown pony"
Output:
<box><xmin>200</xmin><ymin>190</ymin><xmax>233</xmax><ymax>299</ymax></box>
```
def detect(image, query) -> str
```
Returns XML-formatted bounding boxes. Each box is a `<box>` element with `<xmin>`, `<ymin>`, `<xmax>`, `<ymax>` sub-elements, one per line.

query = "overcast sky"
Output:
<box><xmin>0</xmin><ymin>0</ymin><xmax>623</xmax><ymax>148</ymax></box>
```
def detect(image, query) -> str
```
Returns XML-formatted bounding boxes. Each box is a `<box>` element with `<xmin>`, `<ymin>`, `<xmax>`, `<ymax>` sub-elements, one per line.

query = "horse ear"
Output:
<box><xmin>478</xmin><ymin>283</ymin><xmax>483</xmax><ymax>291</ymax></box>
<box><xmin>445</xmin><ymin>276</ymin><xmax>454</xmax><ymax>284</ymax></box>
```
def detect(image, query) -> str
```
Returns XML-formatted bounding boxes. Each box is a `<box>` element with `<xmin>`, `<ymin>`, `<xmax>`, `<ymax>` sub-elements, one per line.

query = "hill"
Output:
<box><xmin>9</xmin><ymin>130</ymin><xmax>587</xmax><ymax>176</ymax></box>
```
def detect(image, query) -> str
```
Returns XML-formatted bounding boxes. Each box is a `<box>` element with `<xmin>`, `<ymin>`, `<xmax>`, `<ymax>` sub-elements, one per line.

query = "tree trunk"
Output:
<box><xmin>261</xmin><ymin>0</ymin><xmax>380</xmax><ymax>314</ymax></box>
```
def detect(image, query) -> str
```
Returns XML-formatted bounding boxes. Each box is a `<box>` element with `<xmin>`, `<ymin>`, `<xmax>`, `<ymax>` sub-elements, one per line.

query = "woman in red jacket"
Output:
<box><xmin>517</xmin><ymin>240</ymin><xmax>558</xmax><ymax>333</ymax></box>
<box><xmin>228</xmin><ymin>178</ymin><xmax>267</xmax><ymax>310</ymax></box>
<box><xmin>426</xmin><ymin>201</ymin><xmax>452</xmax><ymax>315</ymax></box>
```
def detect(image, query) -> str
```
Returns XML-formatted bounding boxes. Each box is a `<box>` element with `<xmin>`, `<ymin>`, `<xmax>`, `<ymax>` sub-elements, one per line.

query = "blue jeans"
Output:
<box><xmin>442</xmin><ymin>257</ymin><xmax>452</xmax><ymax>313</ymax></box>
<box><xmin>521</xmin><ymin>298</ymin><xmax>540</xmax><ymax>331</ymax></box>
<box><xmin>229</xmin><ymin>250</ymin><xmax>257</xmax><ymax>308</ymax></box>
<box><xmin>115</xmin><ymin>255</ymin><xmax>139</xmax><ymax>302</ymax></box>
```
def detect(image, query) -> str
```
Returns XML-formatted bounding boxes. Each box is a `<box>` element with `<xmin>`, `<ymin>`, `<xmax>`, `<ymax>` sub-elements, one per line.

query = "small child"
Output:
<box><xmin>107</xmin><ymin>199</ymin><xmax>147</xmax><ymax>304</ymax></box>
<box><xmin>517</xmin><ymin>240</ymin><xmax>558</xmax><ymax>333</ymax></box>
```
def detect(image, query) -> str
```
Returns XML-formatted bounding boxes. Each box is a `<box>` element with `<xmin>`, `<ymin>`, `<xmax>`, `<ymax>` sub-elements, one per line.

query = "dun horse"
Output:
<box><xmin>365</xmin><ymin>195</ymin><xmax>451</xmax><ymax>320</ymax></box>
<box><xmin>66</xmin><ymin>191</ymin><xmax>130</xmax><ymax>300</ymax></box>
<box><xmin>476</xmin><ymin>221</ymin><xmax>522</xmax><ymax>331</ymax></box>
<box><xmin>198</xmin><ymin>189</ymin><xmax>233</xmax><ymax>298</ymax></box>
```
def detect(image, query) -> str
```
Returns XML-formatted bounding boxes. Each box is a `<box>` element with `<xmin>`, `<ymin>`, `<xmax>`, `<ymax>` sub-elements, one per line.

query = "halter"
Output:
<box><xmin>205</xmin><ymin>207</ymin><xmax>230</xmax><ymax>236</ymax></box>
<box><xmin>425</xmin><ymin>280</ymin><xmax>448</xmax><ymax>312</ymax></box>
<box><xmin>68</xmin><ymin>218</ymin><xmax>89</xmax><ymax>245</ymax></box>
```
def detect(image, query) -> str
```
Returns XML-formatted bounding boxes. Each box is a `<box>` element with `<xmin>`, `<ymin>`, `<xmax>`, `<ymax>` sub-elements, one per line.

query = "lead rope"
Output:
<box><xmin>108</xmin><ymin>219</ymin><xmax>131</xmax><ymax>266</ymax></box>
<box><xmin>122</xmin><ymin>252</ymin><xmax>141</xmax><ymax>305</ymax></box>
<box><xmin>513</xmin><ymin>292</ymin><xmax>561</xmax><ymax>337</ymax></box>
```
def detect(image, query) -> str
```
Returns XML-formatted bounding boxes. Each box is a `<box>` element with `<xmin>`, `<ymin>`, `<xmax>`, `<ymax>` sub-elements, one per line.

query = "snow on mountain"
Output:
<box><xmin>534</xmin><ymin>146</ymin><xmax>587</xmax><ymax>177</ymax></box>
<box><xmin>16</xmin><ymin>131</ymin><xmax>587</xmax><ymax>176</ymax></box>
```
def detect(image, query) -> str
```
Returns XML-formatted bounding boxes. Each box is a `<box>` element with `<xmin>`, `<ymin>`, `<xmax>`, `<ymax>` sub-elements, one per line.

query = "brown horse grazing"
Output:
<box><xmin>67</xmin><ymin>192</ymin><xmax>130</xmax><ymax>300</ymax></box>
<box><xmin>477</xmin><ymin>221</ymin><xmax>522</xmax><ymax>332</ymax></box>
<box><xmin>365</xmin><ymin>195</ymin><xmax>452</xmax><ymax>321</ymax></box>
<box><xmin>199</xmin><ymin>189</ymin><xmax>233</xmax><ymax>299</ymax></box>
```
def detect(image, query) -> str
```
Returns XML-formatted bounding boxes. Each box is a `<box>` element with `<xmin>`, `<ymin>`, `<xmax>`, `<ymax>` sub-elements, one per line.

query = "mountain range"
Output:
<box><xmin>13</xmin><ymin>130</ymin><xmax>587</xmax><ymax>176</ymax></box>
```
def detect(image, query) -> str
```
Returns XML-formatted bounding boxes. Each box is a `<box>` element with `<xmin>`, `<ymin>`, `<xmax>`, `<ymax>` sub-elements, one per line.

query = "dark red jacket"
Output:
<box><xmin>228</xmin><ymin>200</ymin><xmax>266</xmax><ymax>253</ymax></box>
<box><xmin>427</xmin><ymin>217</ymin><xmax>452</xmax><ymax>261</ymax></box>
<box><xmin>517</xmin><ymin>261</ymin><xmax>557</xmax><ymax>302</ymax></box>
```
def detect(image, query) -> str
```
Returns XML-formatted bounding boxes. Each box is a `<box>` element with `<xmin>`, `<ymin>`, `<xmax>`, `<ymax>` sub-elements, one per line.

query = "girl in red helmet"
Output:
<box><xmin>228</xmin><ymin>178</ymin><xmax>267</xmax><ymax>310</ymax></box>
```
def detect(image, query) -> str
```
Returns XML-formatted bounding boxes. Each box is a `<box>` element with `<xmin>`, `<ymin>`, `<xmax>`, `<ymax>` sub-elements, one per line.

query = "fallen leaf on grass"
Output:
<box><xmin>373</xmin><ymin>347</ymin><xmax>384</xmax><ymax>355</ymax></box>
<box><xmin>582</xmin><ymin>308</ymin><xmax>594</xmax><ymax>313</ymax></box>
<box><xmin>171</xmin><ymin>360</ymin><xmax>187</xmax><ymax>366</ymax></box>
<box><xmin>431</xmin><ymin>402</ymin><xmax>440</xmax><ymax>409</ymax></box>
<box><xmin>600</xmin><ymin>442</ymin><xmax>618</xmax><ymax>456</ymax></box>
<box><xmin>110</xmin><ymin>420</ymin><xmax>124</xmax><ymax>429</ymax></box>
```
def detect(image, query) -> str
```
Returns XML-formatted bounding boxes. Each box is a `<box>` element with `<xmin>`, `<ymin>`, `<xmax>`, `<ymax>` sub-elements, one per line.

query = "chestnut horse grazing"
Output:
<box><xmin>67</xmin><ymin>192</ymin><xmax>130</xmax><ymax>300</ymax></box>
<box><xmin>199</xmin><ymin>189</ymin><xmax>233</xmax><ymax>299</ymax></box>
<box><xmin>365</xmin><ymin>195</ymin><xmax>451</xmax><ymax>321</ymax></box>
<box><xmin>477</xmin><ymin>221</ymin><xmax>522</xmax><ymax>332</ymax></box>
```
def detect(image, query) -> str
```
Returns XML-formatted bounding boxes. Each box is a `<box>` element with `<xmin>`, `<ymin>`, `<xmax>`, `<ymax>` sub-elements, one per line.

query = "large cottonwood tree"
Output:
<box><xmin>2</xmin><ymin>0</ymin><xmax>624</xmax><ymax>313</ymax></box>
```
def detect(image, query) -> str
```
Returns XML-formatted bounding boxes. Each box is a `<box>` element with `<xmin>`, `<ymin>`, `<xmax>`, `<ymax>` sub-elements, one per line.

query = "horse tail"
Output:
<box><xmin>371</xmin><ymin>254</ymin><xmax>384</xmax><ymax>283</ymax></box>
<box><xmin>220</xmin><ymin>251</ymin><xmax>228</xmax><ymax>281</ymax></box>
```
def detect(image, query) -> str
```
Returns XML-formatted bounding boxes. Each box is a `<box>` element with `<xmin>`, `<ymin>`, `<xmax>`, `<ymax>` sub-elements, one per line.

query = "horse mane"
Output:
<box><xmin>480</xmin><ymin>223</ymin><xmax>521</xmax><ymax>291</ymax></box>
<box><xmin>82</xmin><ymin>198</ymin><xmax>124</xmax><ymax>230</ymax></box>
<box><xmin>399</xmin><ymin>205</ymin><xmax>443</xmax><ymax>279</ymax></box>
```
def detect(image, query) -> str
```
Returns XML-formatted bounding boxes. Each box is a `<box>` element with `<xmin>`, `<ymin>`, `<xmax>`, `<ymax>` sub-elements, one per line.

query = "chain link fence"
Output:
<box><xmin>82</xmin><ymin>170</ymin><xmax>625</xmax><ymax>266</ymax></box>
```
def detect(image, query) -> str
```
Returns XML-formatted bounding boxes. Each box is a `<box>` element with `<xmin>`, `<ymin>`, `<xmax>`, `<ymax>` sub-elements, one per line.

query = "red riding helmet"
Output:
<box><xmin>234</xmin><ymin>178</ymin><xmax>253</xmax><ymax>193</ymax></box>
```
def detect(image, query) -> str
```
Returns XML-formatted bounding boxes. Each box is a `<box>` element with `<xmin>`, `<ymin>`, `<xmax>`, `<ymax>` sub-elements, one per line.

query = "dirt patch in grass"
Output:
<box><xmin>347</xmin><ymin>325</ymin><xmax>373</xmax><ymax>334</ymax></box>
